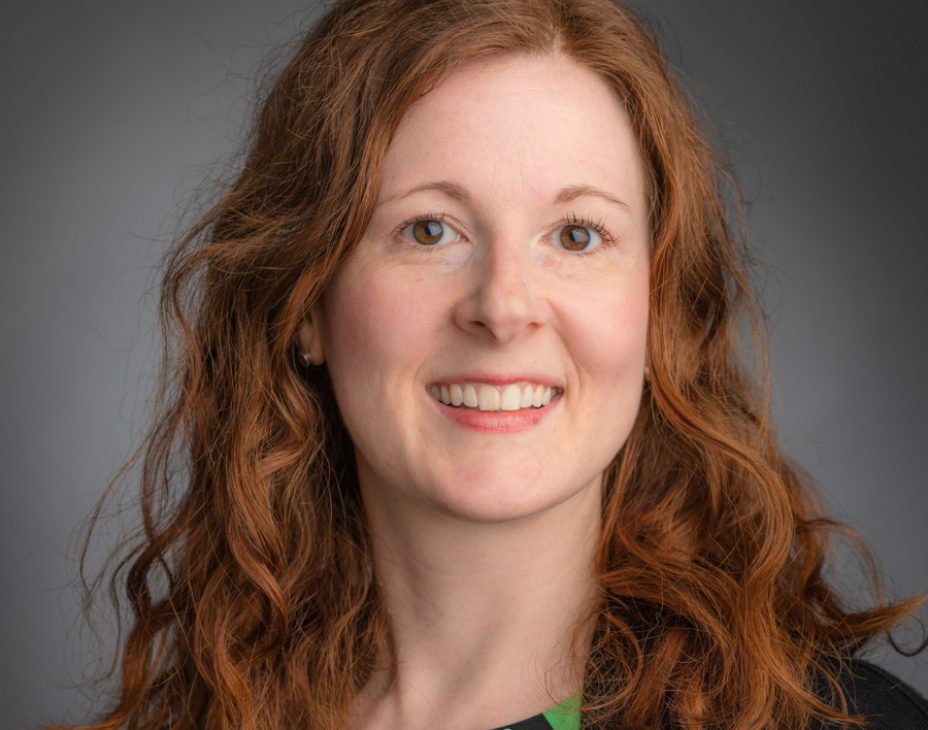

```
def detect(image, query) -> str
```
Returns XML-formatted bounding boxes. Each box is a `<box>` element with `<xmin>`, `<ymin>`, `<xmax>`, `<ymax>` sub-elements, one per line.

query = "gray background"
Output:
<box><xmin>2</xmin><ymin>1</ymin><xmax>925</xmax><ymax>726</ymax></box>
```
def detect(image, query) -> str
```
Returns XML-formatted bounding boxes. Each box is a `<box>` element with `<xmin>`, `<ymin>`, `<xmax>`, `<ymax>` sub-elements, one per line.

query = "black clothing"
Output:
<box><xmin>815</xmin><ymin>658</ymin><xmax>928</xmax><ymax>729</ymax></box>
<box><xmin>489</xmin><ymin>658</ymin><xmax>928</xmax><ymax>730</ymax></box>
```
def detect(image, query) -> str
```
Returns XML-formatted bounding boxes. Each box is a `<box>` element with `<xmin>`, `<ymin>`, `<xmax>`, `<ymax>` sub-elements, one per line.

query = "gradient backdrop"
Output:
<box><xmin>2</xmin><ymin>1</ymin><xmax>926</xmax><ymax>726</ymax></box>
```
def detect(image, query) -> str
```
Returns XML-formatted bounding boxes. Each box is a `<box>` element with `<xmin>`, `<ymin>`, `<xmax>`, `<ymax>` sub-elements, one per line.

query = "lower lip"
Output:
<box><xmin>430</xmin><ymin>394</ymin><xmax>559</xmax><ymax>433</ymax></box>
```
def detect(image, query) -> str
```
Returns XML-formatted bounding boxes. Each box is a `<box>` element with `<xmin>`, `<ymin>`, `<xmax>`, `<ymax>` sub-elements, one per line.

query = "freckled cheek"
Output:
<box><xmin>324</xmin><ymin>273</ymin><xmax>446</xmax><ymax>395</ymax></box>
<box><xmin>563</xmin><ymin>281</ymin><xmax>650</xmax><ymax>397</ymax></box>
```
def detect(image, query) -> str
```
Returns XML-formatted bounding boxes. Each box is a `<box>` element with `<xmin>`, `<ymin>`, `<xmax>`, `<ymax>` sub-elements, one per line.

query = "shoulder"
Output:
<box><xmin>816</xmin><ymin>656</ymin><xmax>928</xmax><ymax>729</ymax></box>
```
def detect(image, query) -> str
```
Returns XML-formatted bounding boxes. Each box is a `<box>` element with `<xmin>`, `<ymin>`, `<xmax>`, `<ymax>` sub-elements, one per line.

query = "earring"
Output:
<box><xmin>297</xmin><ymin>349</ymin><xmax>313</xmax><ymax>367</ymax></box>
<box><xmin>644</xmin><ymin>364</ymin><xmax>651</xmax><ymax>384</ymax></box>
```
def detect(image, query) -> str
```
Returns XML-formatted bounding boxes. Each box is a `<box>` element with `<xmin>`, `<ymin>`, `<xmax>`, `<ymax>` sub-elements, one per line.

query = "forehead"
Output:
<box><xmin>380</xmin><ymin>54</ymin><xmax>647</xmax><ymax>212</ymax></box>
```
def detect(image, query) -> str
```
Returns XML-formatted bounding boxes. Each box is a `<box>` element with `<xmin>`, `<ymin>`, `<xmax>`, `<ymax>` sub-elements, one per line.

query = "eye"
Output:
<box><xmin>400</xmin><ymin>217</ymin><xmax>459</xmax><ymax>246</ymax></box>
<box><xmin>556</xmin><ymin>223</ymin><xmax>605</xmax><ymax>252</ymax></box>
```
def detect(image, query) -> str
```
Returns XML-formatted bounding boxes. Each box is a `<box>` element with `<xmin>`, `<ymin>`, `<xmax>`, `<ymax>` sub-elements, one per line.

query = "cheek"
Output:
<box><xmin>562</xmin><ymin>271</ymin><xmax>650</xmax><ymax>391</ymax></box>
<box><xmin>322</xmin><ymin>265</ymin><xmax>444</xmax><ymax>396</ymax></box>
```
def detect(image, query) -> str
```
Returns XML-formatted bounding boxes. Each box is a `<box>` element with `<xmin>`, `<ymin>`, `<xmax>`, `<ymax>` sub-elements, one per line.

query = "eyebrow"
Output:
<box><xmin>554</xmin><ymin>185</ymin><xmax>630</xmax><ymax>211</ymax></box>
<box><xmin>379</xmin><ymin>181</ymin><xmax>471</xmax><ymax>206</ymax></box>
<box><xmin>378</xmin><ymin>181</ymin><xmax>631</xmax><ymax>211</ymax></box>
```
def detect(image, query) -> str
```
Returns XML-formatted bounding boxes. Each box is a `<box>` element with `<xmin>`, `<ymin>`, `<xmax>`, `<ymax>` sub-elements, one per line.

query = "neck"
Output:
<box><xmin>353</xmin><ymin>473</ymin><xmax>601</xmax><ymax>730</ymax></box>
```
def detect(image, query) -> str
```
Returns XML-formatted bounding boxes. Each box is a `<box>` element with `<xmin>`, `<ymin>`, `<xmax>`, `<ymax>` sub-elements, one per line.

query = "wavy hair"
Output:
<box><xmin>57</xmin><ymin>1</ymin><xmax>922</xmax><ymax>728</ymax></box>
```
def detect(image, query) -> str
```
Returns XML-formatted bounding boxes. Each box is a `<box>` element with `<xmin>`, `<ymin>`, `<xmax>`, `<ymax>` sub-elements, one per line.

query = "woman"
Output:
<box><xmin>59</xmin><ymin>0</ymin><xmax>926</xmax><ymax>729</ymax></box>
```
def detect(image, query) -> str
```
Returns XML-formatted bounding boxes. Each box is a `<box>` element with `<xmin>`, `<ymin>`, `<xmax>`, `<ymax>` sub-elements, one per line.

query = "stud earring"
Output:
<box><xmin>297</xmin><ymin>350</ymin><xmax>313</xmax><ymax>367</ymax></box>
<box><xmin>644</xmin><ymin>364</ymin><xmax>651</xmax><ymax>384</ymax></box>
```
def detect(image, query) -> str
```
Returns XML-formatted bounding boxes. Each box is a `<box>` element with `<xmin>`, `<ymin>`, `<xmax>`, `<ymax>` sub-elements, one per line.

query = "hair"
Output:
<box><xmin>56</xmin><ymin>1</ymin><xmax>923</xmax><ymax>729</ymax></box>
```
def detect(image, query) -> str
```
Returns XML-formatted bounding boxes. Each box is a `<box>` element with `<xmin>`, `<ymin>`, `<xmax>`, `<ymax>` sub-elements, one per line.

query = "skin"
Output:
<box><xmin>298</xmin><ymin>53</ymin><xmax>651</xmax><ymax>730</ymax></box>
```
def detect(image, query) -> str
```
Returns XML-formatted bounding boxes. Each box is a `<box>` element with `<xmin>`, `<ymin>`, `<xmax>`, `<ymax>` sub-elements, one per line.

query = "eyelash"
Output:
<box><xmin>563</xmin><ymin>212</ymin><xmax>614</xmax><ymax>248</ymax></box>
<box><xmin>393</xmin><ymin>211</ymin><xmax>615</xmax><ymax>253</ymax></box>
<box><xmin>393</xmin><ymin>210</ymin><xmax>450</xmax><ymax>238</ymax></box>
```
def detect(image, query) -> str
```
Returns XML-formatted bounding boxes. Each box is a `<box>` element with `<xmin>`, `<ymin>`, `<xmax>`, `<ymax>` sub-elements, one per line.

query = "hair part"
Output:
<box><xmin>56</xmin><ymin>1</ymin><xmax>922</xmax><ymax>729</ymax></box>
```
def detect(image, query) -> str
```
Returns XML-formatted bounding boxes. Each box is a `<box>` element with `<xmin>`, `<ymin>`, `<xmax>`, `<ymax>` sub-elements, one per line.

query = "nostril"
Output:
<box><xmin>451</xmin><ymin>246</ymin><xmax>545</xmax><ymax>343</ymax></box>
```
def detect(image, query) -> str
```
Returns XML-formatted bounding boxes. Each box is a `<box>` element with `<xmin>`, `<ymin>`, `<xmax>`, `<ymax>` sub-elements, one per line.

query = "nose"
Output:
<box><xmin>453</xmin><ymin>236</ymin><xmax>548</xmax><ymax>343</ymax></box>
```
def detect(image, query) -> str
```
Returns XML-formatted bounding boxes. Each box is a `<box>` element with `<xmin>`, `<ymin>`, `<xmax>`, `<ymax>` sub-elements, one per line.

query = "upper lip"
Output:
<box><xmin>427</xmin><ymin>373</ymin><xmax>562</xmax><ymax>388</ymax></box>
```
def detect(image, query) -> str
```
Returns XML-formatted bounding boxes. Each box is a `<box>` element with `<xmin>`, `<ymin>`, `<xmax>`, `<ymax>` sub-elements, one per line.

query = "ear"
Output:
<box><xmin>295</xmin><ymin>302</ymin><xmax>326</xmax><ymax>366</ymax></box>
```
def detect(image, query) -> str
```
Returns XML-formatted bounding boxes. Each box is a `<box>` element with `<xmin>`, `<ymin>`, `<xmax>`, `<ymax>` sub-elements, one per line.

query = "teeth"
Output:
<box><xmin>430</xmin><ymin>381</ymin><xmax>559</xmax><ymax>411</ymax></box>
<box><xmin>532</xmin><ymin>384</ymin><xmax>545</xmax><ymax>407</ymax></box>
<box><xmin>478</xmin><ymin>384</ymin><xmax>501</xmax><ymax>411</ymax></box>
<box><xmin>500</xmin><ymin>384</ymin><xmax>522</xmax><ymax>411</ymax></box>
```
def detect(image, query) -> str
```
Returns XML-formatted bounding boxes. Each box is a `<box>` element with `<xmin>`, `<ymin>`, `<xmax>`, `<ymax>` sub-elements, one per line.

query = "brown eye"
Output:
<box><xmin>559</xmin><ymin>224</ymin><xmax>593</xmax><ymax>251</ymax></box>
<box><xmin>412</xmin><ymin>219</ymin><xmax>445</xmax><ymax>245</ymax></box>
<box><xmin>399</xmin><ymin>217</ymin><xmax>459</xmax><ymax>247</ymax></box>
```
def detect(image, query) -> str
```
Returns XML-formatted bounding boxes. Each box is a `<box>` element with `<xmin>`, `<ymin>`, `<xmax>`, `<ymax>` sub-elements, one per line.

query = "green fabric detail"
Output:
<box><xmin>541</xmin><ymin>693</ymin><xmax>581</xmax><ymax>730</ymax></box>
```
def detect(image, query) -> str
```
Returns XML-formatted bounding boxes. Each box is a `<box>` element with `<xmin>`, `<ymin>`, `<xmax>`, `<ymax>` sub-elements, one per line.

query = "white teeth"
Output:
<box><xmin>431</xmin><ymin>381</ymin><xmax>560</xmax><ymax>411</ymax></box>
<box><xmin>478</xmin><ymin>384</ymin><xmax>501</xmax><ymax>411</ymax></box>
<box><xmin>532</xmin><ymin>385</ymin><xmax>545</xmax><ymax>408</ymax></box>
<box><xmin>500</xmin><ymin>384</ymin><xmax>522</xmax><ymax>411</ymax></box>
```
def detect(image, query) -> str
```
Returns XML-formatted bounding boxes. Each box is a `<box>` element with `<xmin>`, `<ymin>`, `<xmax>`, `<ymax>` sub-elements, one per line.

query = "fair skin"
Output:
<box><xmin>299</xmin><ymin>53</ymin><xmax>651</xmax><ymax>730</ymax></box>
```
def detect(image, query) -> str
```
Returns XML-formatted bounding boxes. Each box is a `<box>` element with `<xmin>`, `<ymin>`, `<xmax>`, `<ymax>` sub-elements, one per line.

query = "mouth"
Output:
<box><xmin>428</xmin><ymin>381</ymin><xmax>560</xmax><ymax>412</ymax></box>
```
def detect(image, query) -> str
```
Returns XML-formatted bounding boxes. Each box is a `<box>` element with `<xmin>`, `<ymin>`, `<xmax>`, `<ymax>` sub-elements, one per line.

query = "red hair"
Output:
<box><xmin>57</xmin><ymin>1</ymin><xmax>922</xmax><ymax>728</ymax></box>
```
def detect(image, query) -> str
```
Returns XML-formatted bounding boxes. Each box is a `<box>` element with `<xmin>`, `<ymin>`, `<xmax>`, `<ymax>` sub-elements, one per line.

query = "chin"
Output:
<box><xmin>424</xmin><ymin>470</ymin><xmax>592</xmax><ymax>525</ymax></box>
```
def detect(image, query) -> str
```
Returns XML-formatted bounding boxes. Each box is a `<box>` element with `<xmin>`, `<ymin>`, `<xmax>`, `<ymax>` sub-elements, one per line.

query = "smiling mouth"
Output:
<box><xmin>428</xmin><ymin>382</ymin><xmax>559</xmax><ymax>411</ymax></box>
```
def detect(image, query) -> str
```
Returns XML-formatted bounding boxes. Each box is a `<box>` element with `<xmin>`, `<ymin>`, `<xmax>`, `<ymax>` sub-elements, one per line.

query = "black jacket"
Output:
<box><xmin>494</xmin><ymin>657</ymin><xmax>928</xmax><ymax>729</ymax></box>
<box><xmin>813</xmin><ymin>657</ymin><xmax>928</xmax><ymax>729</ymax></box>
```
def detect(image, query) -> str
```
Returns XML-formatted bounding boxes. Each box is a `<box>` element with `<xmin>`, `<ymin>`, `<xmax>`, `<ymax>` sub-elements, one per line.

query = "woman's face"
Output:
<box><xmin>302</xmin><ymin>54</ymin><xmax>651</xmax><ymax>524</ymax></box>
